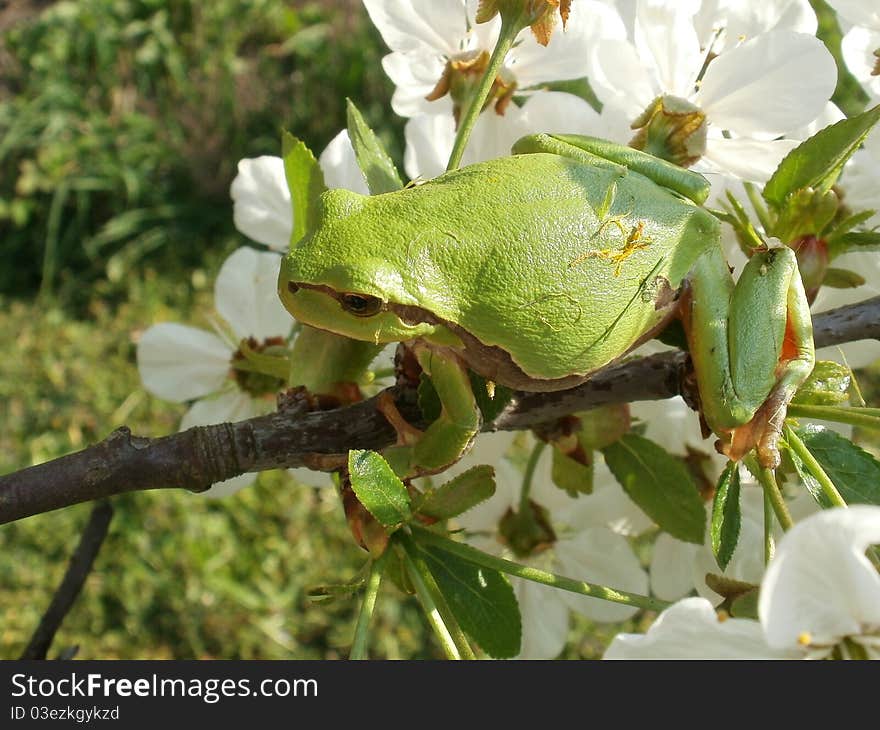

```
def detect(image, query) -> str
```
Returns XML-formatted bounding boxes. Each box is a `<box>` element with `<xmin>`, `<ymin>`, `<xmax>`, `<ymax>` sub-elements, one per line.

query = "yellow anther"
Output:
<box><xmin>798</xmin><ymin>632</ymin><xmax>813</xmax><ymax>646</ymax></box>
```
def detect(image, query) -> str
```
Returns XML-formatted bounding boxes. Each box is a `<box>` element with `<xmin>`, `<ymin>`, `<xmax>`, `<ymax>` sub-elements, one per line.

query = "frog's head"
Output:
<box><xmin>278</xmin><ymin>188</ymin><xmax>458</xmax><ymax>347</ymax></box>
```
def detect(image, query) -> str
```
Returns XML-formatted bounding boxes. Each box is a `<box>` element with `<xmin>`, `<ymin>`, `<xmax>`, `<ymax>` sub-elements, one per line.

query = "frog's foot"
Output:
<box><xmin>376</xmin><ymin>391</ymin><xmax>423</xmax><ymax>447</ymax></box>
<box><xmin>716</xmin><ymin>385</ymin><xmax>792</xmax><ymax>470</ymax></box>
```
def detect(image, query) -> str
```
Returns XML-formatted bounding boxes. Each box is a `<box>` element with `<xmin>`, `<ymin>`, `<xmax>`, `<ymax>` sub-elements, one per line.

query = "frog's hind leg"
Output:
<box><xmin>683</xmin><ymin>245</ymin><xmax>814</xmax><ymax>469</ymax></box>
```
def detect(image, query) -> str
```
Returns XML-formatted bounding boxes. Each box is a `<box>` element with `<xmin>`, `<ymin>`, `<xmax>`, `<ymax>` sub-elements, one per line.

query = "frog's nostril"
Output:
<box><xmin>287</xmin><ymin>281</ymin><xmax>300</xmax><ymax>294</ymax></box>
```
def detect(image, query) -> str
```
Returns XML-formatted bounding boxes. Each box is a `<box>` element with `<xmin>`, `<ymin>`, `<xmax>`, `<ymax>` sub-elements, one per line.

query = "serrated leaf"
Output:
<box><xmin>419</xmin><ymin>542</ymin><xmax>521</xmax><ymax>658</ymax></box>
<box><xmin>822</xmin><ymin>267</ymin><xmax>866</xmax><ymax>289</ymax></box>
<box><xmin>348</xmin><ymin>450</ymin><xmax>412</xmax><ymax>528</ymax></box>
<box><xmin>418</xmin><ymin>465</ymin><xmax>496</xmax><ymax>520</ymax></box>
<box><xmin>790</xmin><ymin>425</ymin><xmax>880</xmax><ymax>507</ymax></box>
<box><xmin>792</xmin><ymin>360</ymin><xmax>852</xmax><ymax>406</ymax></box>
<box><xmin>346</xmin><ymin>99</ymin><xmax>403</xmax><ymax>194</ymax></box>
<box><xmin>551</xmin><ymin>447</ymin><xmax>593</xmax><ymax>496</ymax></box>
<box><xmin>711</xmin><ymin>462</ymin><xmax>741</xmax><ymax>571</ymax></box>
<box><xmin>282</xmin><ymin>131</ymin><xmax>327</xmax><ymax>245</ymax></box>
<box><xmin>763</xmin><ymin>104</ymin><xmax>880</xmax><ymax>208</ymax></box>
<box><xmin>602</xmin><ymin>434</ymin><xmax>706</xmax><ymax>544</ymax></box>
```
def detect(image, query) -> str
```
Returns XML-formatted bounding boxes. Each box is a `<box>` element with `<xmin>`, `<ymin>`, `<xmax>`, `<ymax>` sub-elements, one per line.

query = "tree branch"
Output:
<box><xmin>1</xmin><ymin>297</ymin><xmax>878</xmax><ymax>525</ymax></box>
<box><xmin>19</xmin><ymin>501</ymin><xmax>114</xmax><ymax>659</ymax></box>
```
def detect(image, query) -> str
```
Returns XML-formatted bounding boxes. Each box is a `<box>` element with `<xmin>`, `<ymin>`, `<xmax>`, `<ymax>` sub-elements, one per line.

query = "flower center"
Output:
<box><xmin>425</xmin><ymin>49</ymin><xmax>517</xmax><ymax>126</ymax></box>
<box><xmin>629</xmin><ymin>95</ymin><xmax>708</xmax><ymax>168</ymax></box>
<box><xmin>498</xmin><ymin>499</ymin><xmax>557</xmax><ymax>559</ymax></box>
<box><xmin>230</xmin><ymin>336</ymin><xmax>287</xmax><ymax>398</ymax></box>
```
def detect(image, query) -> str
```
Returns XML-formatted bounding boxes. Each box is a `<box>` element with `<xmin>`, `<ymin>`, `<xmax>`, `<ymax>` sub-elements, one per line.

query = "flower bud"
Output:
<box><xmin>790</xmin><ymin>235</ymin><xmax>829</xmax><ymax>305</ymax></box>
<box><xmin>425</xmin><ymin>50</ymin><xmax>516</xmax><ymax>125</ymax></box>
<box><xmin>498</xmin><ymin>501</ymin><xmax>556</xmax><ymax>558</ymax></box>
<box><xmin>629</xmin><ymin>95</ymin><xmax>707</xmax><ymax>168</ymax></box>
<box><xmin>475</xmin><ymin>0</ymin><xmax>570</xmax><ymax>46</ymax></box>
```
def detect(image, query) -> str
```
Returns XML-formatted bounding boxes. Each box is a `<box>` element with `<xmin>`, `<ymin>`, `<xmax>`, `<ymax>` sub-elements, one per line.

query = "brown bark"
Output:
<box><xmin>1</xmin><ymin>297</ymin><xmax>878</xmax><ymax>525</ymax></box>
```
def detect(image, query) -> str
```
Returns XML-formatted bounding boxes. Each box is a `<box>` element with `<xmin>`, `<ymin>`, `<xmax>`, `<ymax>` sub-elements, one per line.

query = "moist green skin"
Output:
<box><xmin>280</xmin><ymin>152</ymin><xmax>718</xmax><ymax>383</ymax></box>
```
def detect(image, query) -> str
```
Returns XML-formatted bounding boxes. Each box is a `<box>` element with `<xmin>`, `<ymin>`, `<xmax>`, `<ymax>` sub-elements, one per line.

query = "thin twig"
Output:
<box><xmin>20</xmin><ymin>501</ymin><xmax>114</xmax><ymax>659</ymax></box>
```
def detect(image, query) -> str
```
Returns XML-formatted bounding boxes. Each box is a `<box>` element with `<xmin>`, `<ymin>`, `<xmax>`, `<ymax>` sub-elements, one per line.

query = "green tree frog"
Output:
<box><xmin>278</xmin><ymin>134</ymin><xmax>814</xmax><ymax>478</ymax></box>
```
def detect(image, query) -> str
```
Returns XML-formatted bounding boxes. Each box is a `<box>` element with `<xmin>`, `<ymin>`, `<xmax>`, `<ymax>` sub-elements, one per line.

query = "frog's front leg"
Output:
<box><xmin>379</xmin><ymin>344</ymin><xmax>482</xmax><ymax>479</ymax></box>
<box><xmin>684</xmin><ymin>245</ymin><xmax>815</xmax><ymax>469</ymax></box>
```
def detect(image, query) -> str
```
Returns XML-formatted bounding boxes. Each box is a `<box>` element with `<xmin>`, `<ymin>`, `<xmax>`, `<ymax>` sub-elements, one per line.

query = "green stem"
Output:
<box><xmin>784</xmin><ymin>424</ymin><xmax>847</xmax><ymax>508</ymax></box>
<box><xmin>396</xmin><ymin>536</ymin><xmax>476</xmax><ymax>660</ymax></box>
<box><xmin>518</xmin><ymin>440</ymin><xmax>546</xmax><ymax>515</ymax></box>
<box><xmin>349</xmin><ymin>552</ymin><xmax>388</xmax><ymax>660</ymax></box>
<box><xmin>788</xmin><ymin>404</ymin><xmax>880</xmax><ymax>431</ymax></box>
<box><xmin>446</xmin><ymin>15</ymin><xmax>521</xmax><ymax>171</ymax></box>
<box><xmin>749</xmin><ymin>459</ymin><xmax>794</xmax><ymax>531</ymax></box>
<box><xmin>763</xmin><ymin>488</ymin><xmax>774</xmax><ymax>566</ymax></box>
<box><xmin>412</xmin><ymin>525</ymin><xmax>669</xmax><ymax>612</ymax></box>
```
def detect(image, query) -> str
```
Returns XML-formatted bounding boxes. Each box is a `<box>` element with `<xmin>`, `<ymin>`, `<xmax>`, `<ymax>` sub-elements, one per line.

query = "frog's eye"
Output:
<box><xmin>340</xmin><ymin>292</ymin><xmax>383</xmax><ymax>317</ymax></box>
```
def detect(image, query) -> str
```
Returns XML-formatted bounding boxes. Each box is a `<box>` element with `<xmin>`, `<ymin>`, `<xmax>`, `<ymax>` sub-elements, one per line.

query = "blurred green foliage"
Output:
<box><xmin>0</xmin><ymin>0</ymin><xmax>402</xmax><ymax>308</ymax></box>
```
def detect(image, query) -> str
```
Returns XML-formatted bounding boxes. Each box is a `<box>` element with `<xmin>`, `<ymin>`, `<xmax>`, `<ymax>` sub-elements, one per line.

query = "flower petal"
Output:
<box><xmin>650</xmin><ymin>532</ymin><xmax>700</xmax><ymax>601</ymax></box>
<box><xmin>759</xmin><ymin>506</ymin><xmax>880</xmax><ymax>650</ymax></box>
<box><xmin>179</xmin><ymin>389</ymin><xmax>258</xmax><ymax>430</ymax></box>
<box><xmin>701</xmin><ymin>136</ymin><xmax>799</xmax><ymax>183</ymax></box>
<box><xmin>137</xmin><ymin>323</ymin><xmax>231</xmax><ymax>402</ymax></box>
<box><xmin>363</xmin><ymin>0</ymin><xmax>471</xmax><ymax>56</ymax></box>
<box><xmin>841</xmin><ymin>27</ymin><xmax>880</xmax><ymax>95</ymax></box>
<box><xmin>591</xmin><ymin>38</ymin><xmax>659</xmax><ymax>120</ymax></box>
<box><xmin>509</xmin><ymin>1</ymin><xmax>626</xmax><ymax>89</ymax></box>
<box><xmin>555</xmin><ymin>527</ymin><xmax>648</xmax><ymax>622</ymax></box>
<box><xmin>318</xmin><ymin>130</ymin><xmax>370</xmax><ymax>194</ymax></box>
<box><xmin>230</xmin><ymin>156</ymin><xmax>292</xmax><ymax>250</ymax></box>
<box><xmin>633</xmin><ymin>0</ymin><xmax>703</xmax><ymax>97</ymax></box>
<box><xmin>828</xmin><ymin>0</ymin><xmax>880</xmax><ymax>29</ymax></box>
<box><xmin>403</xmin><ymin>110</ymin><xmax>456</xmax><ymax>180</ymax></box>
<box><xmin>604</xmin><ymin>597</ymin><xmax>798</xmax><ymax>658</ymax></box>
<box><xmin>214</xmin><ymin>247</ymin><xmax>292</xmax><ymax>341</ymax></box>
<box><xmin>697</xmin><ymin>31</ymin><xmax>837</xmax><ymax>137</ymax></box>
<box><xmin>514</xmin><ymin>578</ymin><xmax>570</xmax><ymax>659</ymax></box>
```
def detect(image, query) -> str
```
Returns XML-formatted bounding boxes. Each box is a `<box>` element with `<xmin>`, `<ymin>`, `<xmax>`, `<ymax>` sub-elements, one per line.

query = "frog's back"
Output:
<box><xmin>293</xmin><ymin>153</ymin><xmax>720</xmax><ymax>382</ymax></box>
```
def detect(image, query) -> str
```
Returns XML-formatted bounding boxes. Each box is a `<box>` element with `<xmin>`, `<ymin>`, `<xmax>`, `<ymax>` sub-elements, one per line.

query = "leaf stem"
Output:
<box><xmin>518</xmin><ymin>439</ymin><xmax>546</xmax><ymax>515</ymax></box>
<box><xmin>349</xmin><ymin>552</ymin><xmax>388</xmax><ymax>660</ymax></box>
<box><xmin>749</xmin><ymin>458</ymin><xmax>794</xmax><ymax>531</ymax></box>
<box><xmin>446</xmin><ymin>16</ymin><xmax>520</xmax><ymax>171</ymax></box>
<box><xmin>783</xmin><ymin>424</ymin><xmax>847</xmax><ymax>508</ymax></box>
<box><xmin>788</xmin><ymin>404</ymin><xmax>880</xmax><ymax>431</ymax></box>
<box><xmin>411</xmin><ymin>525</ymin><xmax>669</xmax><ymax>612</ymax></box>
<box><xmin>396</xmin><ymin>535</ymin><xmax>476</xmax><ymax>660</ymax></box>
<box><xmin>762</xmin><ymin>489</ymin><xmax>774</xmax><ymax>566</ymax></box>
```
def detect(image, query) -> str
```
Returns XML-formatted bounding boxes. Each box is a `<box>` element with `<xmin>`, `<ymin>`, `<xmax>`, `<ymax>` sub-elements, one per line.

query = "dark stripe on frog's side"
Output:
<box><xmin>388</xmin><ymin>300</ymin><xmax>680</xmax><ymax>393</ymax></box>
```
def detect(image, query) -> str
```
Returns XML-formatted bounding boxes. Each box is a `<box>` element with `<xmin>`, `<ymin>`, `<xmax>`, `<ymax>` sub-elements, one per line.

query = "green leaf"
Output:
<box><xmin>763</xmin><ymin>104</ymin><xmax>880</xmax><ymax>208</ymax></box>
<box><xmin>551</xmin><ymin>447</ymin><xmax>593</xmax><ymax>496</ymax></box>
<box><xmin>828</xmin><ymin>230</ymin><xmax>880</xmax><ymax>258</ymax></box>
<box><xmin>348</xmin><ymin>450</ymin><xmax>412</xmax><ymax>528</ymax></box>
<box><xmin>710</xmin><ymin>462</ymin><xmax>741</xmax><ymax>571</ymax></box>
<box><xmin>792</xmin><ymin>360</ymin><xmax>852</xmax><ymax>406</ymax></box>
<box><xmin>602</xmin><ymin>434</ymin><xmax>706</xmax><ymax>544</ymax></box>
<box><xmin>346</xmin><ymin>99</ymin><xmax>403</xmax><ymax>194</ymax></box>
<box><xmin>282</xmin><ymin>131</ymin><xmax>327</xmax><ymax>245</ymax></box>
<box><xmin>821</xmin><ymin>267</ymin><xmax>866</xmax><ymax>289</ymax></box>
<box><xmin>417</xmin><ymin>465</ymin><xmax>496</xmax><ymax>520</ymax></box>
<box><xmin>419</xmin><ymin>542</ymin><xmax>521</xmax><ymax>659</ymax></box>
<box><xmin>790</xmin><ymin>425</ymin><xmax>880</xmax><ymax>507</ymax></box>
